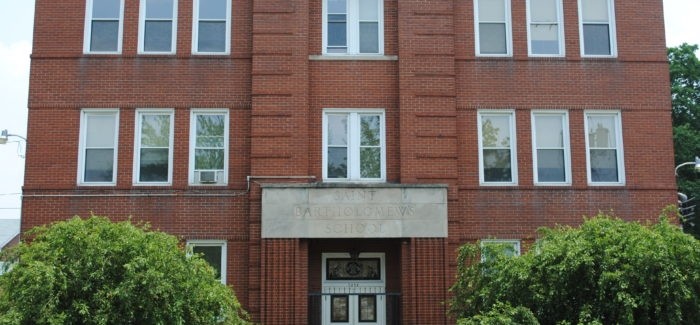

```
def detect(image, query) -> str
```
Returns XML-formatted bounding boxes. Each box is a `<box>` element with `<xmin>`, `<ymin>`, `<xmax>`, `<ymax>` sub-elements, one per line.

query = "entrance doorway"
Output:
<box><xmin>321</xmin><ymin>253</ymin><xmax>386</xmax><ymax>325</ymax></box>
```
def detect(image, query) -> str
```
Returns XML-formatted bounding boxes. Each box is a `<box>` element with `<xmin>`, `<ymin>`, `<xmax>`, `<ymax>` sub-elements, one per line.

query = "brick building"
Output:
<box><xmin>23</xmin><ymin>0</ymin><xmax>674</xmax><ymax>323</ymax></box>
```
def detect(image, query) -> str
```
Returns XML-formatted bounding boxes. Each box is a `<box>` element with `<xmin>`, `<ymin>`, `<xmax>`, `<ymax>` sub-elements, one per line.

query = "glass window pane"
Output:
<box><xmin>84</xmin><ymin>149</ymin><xmax>114</xmax><ymax>182</ymax></box>
<box><xmin>537</xmin><ymin>149</ymin><xmax>565</xmax><ymax>182</ymax></box>
<box><xmin>328</xmin><ymin>21</ymin><xmax>347</xmax><ymax>47</ymax></box>
<box><xmin>582</xmin><ymin>0</ymin><xmax>609</xmax><ymax>22</ymax></box>
<box><xmin>359</xmin><ymin>22</ymin><xmax>379</xmax><ymax>53</ymax></box>
<box><xmin>328</xmin><ymin>0</ymin><xmax>346</xmax><ymax>13</ymax></box>
<box><xmin>478</xmin><ymin>0</ymin><xmax>505</xmax><ymax>21</ymax></box>
<box><xmin>192</xmin><ymin>246</ymin><xmax>222</xmax><ymax>279</ymax></box>
<box><xmin>359</xmin><ymin>295</ymin><xmax>377</xmax><ymax>322</ymax></box>
<box><xmin>530</xmin><ymin>0</ymin><xmax>557</xmax><ymax>22</ymax></box>
<box><xmin>359</xmin><ymin>0</ymin><xmax>378</xmax><ymax>21</ymax></box>
<box><xmin>146</xmin><ymin>0</ymin><xmax>173</xmax><ymax>19</ymax></box>
<box><xmin>141</xmin><ymin>115</ymin><xmax>170</xmax><ymax>147</ymax></box>
<box><xmin>331</xmin><ymin>296</ymin><xmax>349</xmax><ymax>322</ymax></box>
<box><xmin>91</xmin><ymin>21</ymin><xmax>119</xmax><ymax>52</ymax></box>
<box><xmin>327</xmin><ymin>114</ymin><xmax>348</xmax><ymax>146</ymax></box>
<box><xmin>196</xmin><ymin>136</ymin><xmax>225</xmax><ymax>147</ymax></box>
<box><xmin>482</xmin><ymin>242</ymin><xmax>518</xmax><ymax>262</ymax></box>
<box><xmin>590</xmin><ymin>149</ymin><xmax>618</xmax><ymax>182</ymax></box>
<box><xmin>195</xmin><ymin>149</ymin><xmax>224</xmax><ymax>169</ymax></box>
<box><xmin>92</xmin><ymin>0</ymin><xmax>121</xmax><ymax>19</ymax></box>
<box><xmin>531</xmin><ymin>24</ymin><xmax>559</xmax><ymax>54</ymax></box>
<box><xmin>139</xmin><ymin>148</ymin><xmax>168</xmax><ymax>182</ymax></box>
<box><xmin>535</xmin><ymin>115</ymin><xmax>563</xmax><ymax>148</ymax></box>
<box><xmin>587</xmin><ymin>115</ymin><xmax>616</xmax><ymax>148</ymax></box>
<box><xmin>583</xmin><ymin>24</ymin><xmax>611</xmax><ymax>55</ymax></box>
<box><xmin>483</xmin><ymin>149</ymin><xmax>512</xmax><ymax>182</ymax></box>
<box><xmin>360</xmin><ymin>147</ymin><xmax>381</xmax><ymax>178</ymax></box>
<box><xmin>327</xmin><ymin>147</ymin><xmax>348</xmax><ymax>178</ymax></box>
<box><xmin>144</xmin><ymin>21</ymin><xmax>173</xmax><ymax>52</ymax></box>
<box><xmin>360</xmin><ymin>115</ymin><xmax>380</xmax><ymax>145</ymax></box>
<box><xmin>199</xmin><ymin>0</ymin><xmax>227</xmax><ymax>20</ymax></box>
<box><xmin>479</xmin><ymin>23</ymin><xmax>507</xmax><ymax>54</ymax></box>
<box><xmin>327</xmin><ymin>47</ymin><xmax>348</xmax><ymax>53</ymax></box>
<box><xmin>86</xmin><ymin>115</ymin><xmax>116</xmax><ymax>147</ymax></box>
<box><xmin>481</xmin><ymin>115</ymin><xmax>511</xmax><ymax>148</ymax></box>
<box><xmin>196</xmin><ymin>114</ymin><xmax>225</xmax><ymax>137</ymax></box>
<box><xmin>198</xmin><ymin>21</ymin><xmax>226</xmax><ymax>52</ymax></box>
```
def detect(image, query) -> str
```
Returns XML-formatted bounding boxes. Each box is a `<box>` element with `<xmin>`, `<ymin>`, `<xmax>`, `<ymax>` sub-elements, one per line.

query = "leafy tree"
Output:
<box><xmin>0</xmin><ymin>216</ymin><xmax>249</xmax><ymax>325</ymax></box>
<box><xmin>457</xmin><ymin>302</ymin><xmax>539</xmax><ymax>325</ymax></box>
<box><xmin>669</xmin><ymin>44</ymin><xmax>700</xmax><ymax>238</ymax></box>
<box><xmin>449</xmin><ymin>211</ymin><xmax>700</xmax><ymax>325</ymax></box>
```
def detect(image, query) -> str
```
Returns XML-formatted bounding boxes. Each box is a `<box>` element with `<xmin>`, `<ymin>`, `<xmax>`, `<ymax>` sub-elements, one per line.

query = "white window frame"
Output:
<box><xmin>83</xmin><ymin>0</ymin><xmax>125</xmax><ymax>54</ymax></box>
<box><xmin>480</xmin><ymin>239</ymin><xmax>521</xmax><ymax>262</ymax></box>
<box><xmin>584</xmin><ymin>110</ymin><xmax>625</xmax><ymax>186</ymax></box>
<box><xmin>322</xmin><ymin>109</ymin><xmax>386</xmax><ymax>182</ymax></box>
<box><xmin>192</xmin><ymin>0</ymin><xmax>232</xmax><ymax>55</ymax></box>
<box><xmin>474</xmin><ymin>0</ymin><xmax>513</xmax><ymax>57</ymax></box>
<box><xmin>189</xmin><ymin>109</ymin><xmax>229</xmax><ymax>186</ymax></box>
<box><xmin>187</xmin><ymin>240</ymin><xmax>227</xmax><ymax>285</ymax></box>
<box><xmin>477</xmin><ymin>110</ymin><xmax>518</xmax><ymax>185</ymax></box>
<box><xmin>77</xmin><ymin>109</ymin><xmax>120</xmax><ymax>186</ymax></box>
<box><xmin>577</xmin><ymin>0</ymin><xmax>617</xmax><ymax>57</ymax></box>
<box><xmin>526</xmin><ymin>0</ymin><xmax>565</xmax><ymax>57</ymax></box>
<box><xmin>531</xmin><ymin>110</ymin><xmax>571</xmax><ymax>185</ymax></box>
<box><xmin>322</xmin><ymin>0</ymin><xmax>385</xmax><ymax>56</ymax></box>
<box><xmin>133</xmin><ymin>109</ymin><xmax>174</xmax><ymax>185</ymax></box>
<box><xmin>138</xmin><ymin>0</ymin><xmax>178</xmax><ymax>54</ymax></box>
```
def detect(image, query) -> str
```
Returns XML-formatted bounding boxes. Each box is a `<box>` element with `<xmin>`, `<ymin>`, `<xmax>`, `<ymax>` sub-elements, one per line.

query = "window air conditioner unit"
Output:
<box><xmin>199</xmin><ymin>171</ymin><xmax>218</xmax><ymax>184</ymax></box>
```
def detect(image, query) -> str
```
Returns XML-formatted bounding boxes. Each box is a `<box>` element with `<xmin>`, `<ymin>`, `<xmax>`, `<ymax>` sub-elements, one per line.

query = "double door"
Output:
<box><xmin>321</xmin><ymin>253</ymin><xmax>386</xmax><ymax>325</ymax></box>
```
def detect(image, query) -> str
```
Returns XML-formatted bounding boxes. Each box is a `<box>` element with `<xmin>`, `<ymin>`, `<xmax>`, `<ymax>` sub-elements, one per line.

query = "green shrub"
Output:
<box><xmin>450</xmin><ymin>210</ymin><xmax>700</xmax><ymax>324</ymax></box>
<box><xmin>0</xmin><ymin>216</ymin><xmax>249</xmax><ymax>325</ymax></box>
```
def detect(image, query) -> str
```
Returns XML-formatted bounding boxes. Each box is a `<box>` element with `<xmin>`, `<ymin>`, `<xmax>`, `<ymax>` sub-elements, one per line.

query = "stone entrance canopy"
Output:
<box><xmin>261</xmin><ymin>183</ymin><xmax>447</xmax><ymax>238</ymax></box>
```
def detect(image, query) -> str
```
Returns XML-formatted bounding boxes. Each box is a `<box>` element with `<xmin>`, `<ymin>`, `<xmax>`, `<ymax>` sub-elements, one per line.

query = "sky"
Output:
<box><xmin>0</xmin><ymin>1</ymin><xmax>699</xmax><ymax>220</ymax></box>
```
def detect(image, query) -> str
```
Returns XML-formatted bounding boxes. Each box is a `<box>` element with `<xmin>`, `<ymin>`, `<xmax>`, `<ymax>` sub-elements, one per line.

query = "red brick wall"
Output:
<box><xmin>25</xmin><ymin>0</ymin><xmax>674</xmax><ymax>324</ymax></box>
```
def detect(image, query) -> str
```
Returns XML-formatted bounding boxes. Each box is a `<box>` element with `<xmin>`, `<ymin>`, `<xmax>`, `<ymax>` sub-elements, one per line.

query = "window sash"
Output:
<box><xmin>532</xmin><ymin>112</ymin><xmax>570</xmax><ymax>184</ymax></box>
<box><xmin>478</xmin><ymin>111</ymin><xmax>517</xmax><ymax>185</ymax></box>
<box><xmin>193</xmin><ymin>0</ymin><xmax>231</xmax><ymax>54</ymax></box>
<box><xmin>135</xmin><ymin>111</ymin><xmax>173</xmax><ymax>184</ymax></box>
<box><xmin>187</xmin><ymin>241</ymin><xmax>227</xmax><ymax>284</ymax></box>
<box><xmin>474</xmin><ymin>0</ymin><xmax>511</xmax><ymax>56</ymax></box>
<box><xmin>527</xmin><ymin>0</ymin><xmax>563</xmax><ymax>56</ymax></box>
<box><xmin>189</xmin><ymin>110</ymin><xmax>229</xmax><ymax>185</ymax></box>
<box><xmin>578</xmin><ymin>0</ymin><xmax>615</xmax><ymax>56</ymax></box>
<box><xmin>139</xmin><ymin>0</ymin><xmax>177</xmax><ymax>53</ymax></box>
<box><xmin>85</xmin><ymin>0</ymin><xmax>124</xmax><ymax>53</ymax></box>
<box><xmin>480</xmin><ymin>240</ymin><xmax>521</xmax><ymax>262</ymax></box>
<box><xmin>323</xmin><ymin>111</ymin><xmax>385</xmax><ymax>181</ymax></box>
<box><xmin>323</xmin><ymin>0</ymin><xmax>383</xmax><ymax>55</ymax></box>
<box><xmin>79</xmin><ymin>110</ymin><xmax>119</xmax><ymax>185</ymax></box>
<box><xmin>584</xmin><ymin>111</ymin><xmax>624</xmax><ymax>185</ymax></box>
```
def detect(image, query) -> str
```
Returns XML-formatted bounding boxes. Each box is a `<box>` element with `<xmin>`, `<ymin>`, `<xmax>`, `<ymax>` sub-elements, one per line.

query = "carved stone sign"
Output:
<box><xmin>261</xmin><ymin>184</ymin><xmax>447</xmax><ymax>238</ymax></box>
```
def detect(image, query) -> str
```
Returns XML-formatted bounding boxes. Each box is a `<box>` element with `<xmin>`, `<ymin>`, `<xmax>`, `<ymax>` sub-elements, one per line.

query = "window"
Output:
<box><xmin>478</xmin><ymin>111</ymin><xmax>517</xmax><ymax>185</ymax></box>
<box><xmin>187</xmin><ymin>241</ymin><xmax>227</xmax><ymax>284</ymax></box>
<box><xmin>189</xmin><ymin>110</ymin><xmax>229</xmax><ymax>185</ymax></box>
<box><xmin>134</xmin><ymin>110</ymin><xmax>173</xmax><ymax>184</ymax></box>
<box><xmin>480</xmin><ymin>240</ymin><xmax>521</xmax><ymax>262</ymax></box>
<box><xmin>474</xmin><ymin>0</ymin><xmax>512</xmax><ymax>56</ymax></box>
<box><xmin>527</xmin><ymin>0</ymin><xmax>564</xmax><ymax>56</ymax></box>
<box><xmin>139</xmin><ymin>0</ymin><xmax>177</xmax><ymax>54</ymax></box>
<box><xmin>532</xmin><ymin>111</ymin><xmax>571</xmax><ymax>184</ymax></box>
<box><xmin>323</xmin><ymin>0</ymin><xmax>384</xmax><ymax>55</ymax></box>
<box><xmin>84</xmin><ymin>0</ymin><xmax>124</xmax><ymax>53</ymax></box>
<box><xmin>578</xmin><ymin>0</ymin><xmax>616</xmax><ymax>56</ymax></box>
<box><xmin>323</xmin><ymin>110</ymin><xmax>385</xmax><ymax>181</ymax></box>
<box><xmin>193</xmin><ymin>0</ymin><xmax>231</xmax><ymax>54</ymax></box>
<box><xmin>78</xmin><ymin>110</ymin><xmax>119</xmax><ymax>185</ymax></box>
<box><xmin>585</xmin><ymin>111</ymin><xmax>624</xmax><ymax>185</ymax></box>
